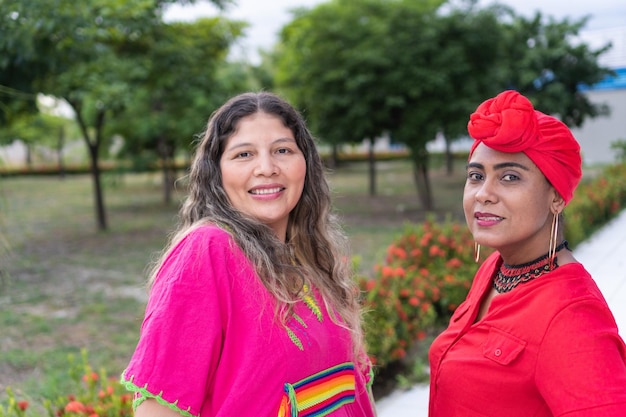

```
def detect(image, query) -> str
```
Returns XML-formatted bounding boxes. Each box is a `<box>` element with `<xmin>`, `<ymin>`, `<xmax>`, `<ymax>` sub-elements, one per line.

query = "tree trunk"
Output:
<box><xmin>444</xmin><ymin>134</ymin><xmax>454</xmax><ymax>175</ymax></box>
<box><xmin>71</xmin><ymin>99</ymin><xmax>108</xmax><ymax>231</ymax></box>
<box><xmin>88</xmin><ymin>142</ymin><xmax>107</xmax><ymax>230</ymax></box>
<box><xmin>25</xmin><ymin>143</ymin><xmax>32</xmax><ymax>168</ymax></box>
<box><xmin>410</xmin><ymin>148</ymin><xmax>433</xmax><ymax>211</ymax></box>
<box><xmin>368</xmin><ymin>138</ymin><xmax>376</xmax><ymax>196</ymax></box>
<box><xmin>57</xmin><ymin>125</ymin><xmax>66</xmax><ymax>178</ymax></box>
<box><xmin>325</xmin><ymin>144</ymin><xmax>338</xmax><ymax>169</ymax></box>
<box><xmin>157</xmin><ymin>136</ymin><xmax>174</xmax><ymax>205</ymax></box>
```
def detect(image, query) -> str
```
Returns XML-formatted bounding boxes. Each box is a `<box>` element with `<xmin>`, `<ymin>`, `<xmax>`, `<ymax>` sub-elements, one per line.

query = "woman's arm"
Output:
<box><xmin>135</xmin><ymin>398</ymin><xmax>184</xmax><ymax>417</ymax></box>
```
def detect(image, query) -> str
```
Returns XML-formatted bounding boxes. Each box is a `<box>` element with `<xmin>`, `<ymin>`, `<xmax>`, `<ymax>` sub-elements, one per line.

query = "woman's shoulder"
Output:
<box><xmin>174</xmin><ymin>223</ymin><xmax>235</xmax><ymax>250</ymax></box>
<box><xmin>164</xmin><ymin>223</ymin><xmax>243</xmax><ymax>266</ymax></box>
<box><xmin>184</xmin><ymin>223</ymin><xmax>233</xmax><ymax>242</ymax></box>
<box><xmin>547</xmin><ymin>261</ymin><xmax>605</xmax><ymax>300</ymax></box>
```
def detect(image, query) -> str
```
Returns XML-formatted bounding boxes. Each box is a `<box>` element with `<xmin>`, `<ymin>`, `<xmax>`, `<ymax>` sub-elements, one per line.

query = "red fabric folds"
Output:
<box><xmin>467</xmin><ymin>90</ymin><xmax>582</xmax><ymax>204</ymax></box>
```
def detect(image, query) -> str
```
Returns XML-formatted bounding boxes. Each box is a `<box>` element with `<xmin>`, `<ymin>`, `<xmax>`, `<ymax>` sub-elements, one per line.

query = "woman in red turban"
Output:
<box><xmin>428</xmin><ymin>90</ymin><xmax>626</xmax><ymax>417</ymax></box>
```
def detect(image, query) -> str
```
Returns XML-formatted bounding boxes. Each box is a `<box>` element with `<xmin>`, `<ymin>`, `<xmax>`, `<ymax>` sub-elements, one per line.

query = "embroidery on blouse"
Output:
<box><xmin>120</xmin><ymin>372</ymin><xmax>198</xmax><ymax>417</ymax></box>
<box><xmin>285</xmin><ymin>284</ymin><xmax>323</xmax><ymax>350</ymax></box>
<box><xmin>277</xmin><ymin>362</ymin><xmax>356</xmax><ymax>417</ymax></box>
<box><xmin>301</xmin><ymin>284</ymin><xmax>323</xmax><ymax>321</ymax></box>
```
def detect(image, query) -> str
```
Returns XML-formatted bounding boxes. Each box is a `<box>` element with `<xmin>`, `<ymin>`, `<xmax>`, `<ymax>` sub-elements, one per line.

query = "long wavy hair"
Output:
<box><xmin>149</xmin><ymin>92</ymin><xmax>365</xmax><ymax>362</ymax></box>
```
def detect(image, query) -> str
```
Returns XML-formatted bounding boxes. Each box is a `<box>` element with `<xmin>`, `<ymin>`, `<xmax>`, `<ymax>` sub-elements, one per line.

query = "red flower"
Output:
<box><xmin>65</xmin><ymin>401</ymin><xmax>86</xmax><ymax>413</ymax></box>
<box><xmin>445</xmin><ymin>258</ymin><xmax>462</xmax><ymax>269</ymax></box>
<box><xmin>392</xmin><ymin>347</ymin><xmax>406</xmax><ymax>359</ymax></box>
<box><xmin>408</xmin><ymin>296</ymin><xmax>420</xmax><ymax>307</ymax></box>
<box><xmin>381</xmin><ymin>265</ymin><xmax>395</xmax><ymax>278</ymax></box>
<box><xmin>17</xmin><ymin>401</ymin><xmax>29</xmax><ymax>411</ymax></box>
<box><xmin>82</xmin><ymin>371</ymin><xmax>99</xmax><ymax>383</ymax></box>
<box><xmin>429</xmin><ymin>245</ymin><xmax>443</xmax><ymax>257</ymax></box>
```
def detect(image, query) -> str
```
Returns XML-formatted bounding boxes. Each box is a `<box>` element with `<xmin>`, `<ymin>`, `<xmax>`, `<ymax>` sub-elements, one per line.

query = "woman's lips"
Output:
<box><xmin>474</xmin><ymin>212</ymin><xmax>504</xmax><ymax>227</ymax></box>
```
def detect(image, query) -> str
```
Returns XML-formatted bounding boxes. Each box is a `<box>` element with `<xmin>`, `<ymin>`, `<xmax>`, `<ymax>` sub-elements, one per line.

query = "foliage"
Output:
<box><xmin>0</xmin><ymin>0</ymin><xmax>240</xmax><ymax>229</ymax></box>
<box><xmin>273</xmin><ymin>0</ymin><xmax>613</xmax><ymax>211</ymax></box>
<box><xmin>499</xmin><ymin>12</ymin><xmax>614</xmax><ymax>127</ymax></box>
<box><xmin>273</xmin><ymin>0</ymin><xmax>503</xmax><ymax>209</ymax></box>
<box><xmin>104</xmin><ymin>17</ymin><xmax>246</xmax><ymax>204</ymax></box>
<box><xmin>358</xmin><ymin>216</ymin><xmax>489</xmax><ymax>369</ymax></box>
<box><xmin>610</xmin><ymin>139</ymin><xmax>626</xmax><ymax>163</ymax></box>
<box><xmin>565</xmin><ymin>162</ymin><xmax>626</xmax><ymax>247</ymax></box>
<box><xmin>0</xmin><ymin>350</ymin><xmax>132</xmax><ymax>417</ymax></box>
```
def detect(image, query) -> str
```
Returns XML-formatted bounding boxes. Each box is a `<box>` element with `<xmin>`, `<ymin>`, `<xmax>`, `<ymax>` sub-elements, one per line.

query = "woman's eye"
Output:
<box><xmin>236</xmin><ymin>151</ymin><xmax>252</xmax><ymax>158</ymax></box>
<box><xmin>467</xmin><ymin>172</ymin><xmax>483</xmax><ymax>181</ymax></box>
<box><xmin>502</xmin><ymin>174</ymin><xmax>519</xmax><ymax>181</ymax></box>
<box><xmin>276</xmin><ymin>148</ymin><xmax>291</xmax><ymax>154</ymax></box>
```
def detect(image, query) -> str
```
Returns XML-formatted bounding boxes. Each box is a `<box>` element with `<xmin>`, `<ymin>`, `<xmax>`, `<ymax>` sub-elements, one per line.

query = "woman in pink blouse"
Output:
<box><xmin>121</xmin><ymin>92</ymin><xmax>376</xmax><ymax>417</ymax></box>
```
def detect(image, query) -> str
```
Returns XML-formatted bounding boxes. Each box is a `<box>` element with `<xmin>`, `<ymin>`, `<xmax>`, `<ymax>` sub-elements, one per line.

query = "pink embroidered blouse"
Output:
<box><xmin>121</xmin><ymin>225</ymin><xmax>375</xmax><ymax>417</ymax></box>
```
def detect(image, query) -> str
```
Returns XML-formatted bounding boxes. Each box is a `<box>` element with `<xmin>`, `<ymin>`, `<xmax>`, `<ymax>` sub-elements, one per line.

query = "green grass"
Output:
<box><xmin>0</xmin><ymin>160</ymin><xmax>468</xmax><ymax>400</ymax></box>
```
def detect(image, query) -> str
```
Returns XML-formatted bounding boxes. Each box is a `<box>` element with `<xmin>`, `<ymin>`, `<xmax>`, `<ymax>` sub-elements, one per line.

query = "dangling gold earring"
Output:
<box><xmin>548</xmin><ymin>211</ymin><xmax>559</xmax><ymax>269</ymax></box>
<box><xmin>474</xmin><ymin>241</ymin><xmax>481</xmax><ymax>263</ymax></box>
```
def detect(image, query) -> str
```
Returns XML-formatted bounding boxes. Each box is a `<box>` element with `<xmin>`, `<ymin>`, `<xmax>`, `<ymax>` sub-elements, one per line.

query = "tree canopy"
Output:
<box><xmin>0</xmin><ymin>0</ymin><xmax>243</xmax><ymax>229</ymax></box>
<box><xmin>273</xmin><ymin>0</ymin><xmax>614</xmax><ymax>210</ymax></box>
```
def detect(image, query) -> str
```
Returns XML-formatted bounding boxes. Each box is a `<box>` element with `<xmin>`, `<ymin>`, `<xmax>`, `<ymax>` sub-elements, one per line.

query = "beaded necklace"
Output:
<box><xmin>493</xmin><ymin>241</ymin><xmax>569</xmax><ymax>294</ymax></box>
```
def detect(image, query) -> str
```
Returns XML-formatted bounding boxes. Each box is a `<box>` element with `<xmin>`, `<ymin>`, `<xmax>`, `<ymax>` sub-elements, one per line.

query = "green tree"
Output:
<box><xmin>275</xmin><ymin>0</ymin><xmax>500</xmax><ymax>209</ymax></box>
<box><xmin>0</xmin><ymin>110</ymin><xmax>76</xmax><ymax>172</ymax></box>
<box><xmin>274</xmin><ymin>0</ymin><xmax>614</xmax><ymax>210</ymax></box>
<box><xmin>276</xmin><ymin>0</ymin><xmax>446</xmax><ymax>199</ymax></box>
<box><xmin>500</xmin><ymin>12</ymin><xmax>614</xmax><ymax>126</ymax></box>
<box><xmin>0</xmin><ymin>0</ymin><xmax>233</xmax><ymax>230</ymax></box>
<box><xmin>106</xmin><ymin>17</ymin><xmax>246</xmax><ymax>205</ymax></box>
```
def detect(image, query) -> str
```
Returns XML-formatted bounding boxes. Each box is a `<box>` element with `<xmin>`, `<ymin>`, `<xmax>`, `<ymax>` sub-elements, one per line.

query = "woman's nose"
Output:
<box><xmin>253</xmin><ymin>153</ymin><xmax>279</xmax><ymax>176</ymax></box>
<box><xmin>475</xmin><ymin>179</ymin><xmax>497</xmax><ymax>204</ymax></box>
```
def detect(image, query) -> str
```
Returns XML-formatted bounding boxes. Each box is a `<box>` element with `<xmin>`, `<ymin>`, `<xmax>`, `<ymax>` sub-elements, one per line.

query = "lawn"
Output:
<box><xmin>0</xmin><ymin>158</ymin><xmax>467</xmax><ymax>400</ymax></box>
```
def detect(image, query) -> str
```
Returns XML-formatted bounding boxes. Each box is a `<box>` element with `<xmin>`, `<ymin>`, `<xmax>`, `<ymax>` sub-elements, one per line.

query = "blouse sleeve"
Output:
<box><xmin>121</xmin><ymin>227</ymin><xmax>234</xmax><ymax>417</ymax></box>
<box><xmin>535</xmin><ymin>298</ymin><xmax>626</xmax><ymax>416</ymax></box>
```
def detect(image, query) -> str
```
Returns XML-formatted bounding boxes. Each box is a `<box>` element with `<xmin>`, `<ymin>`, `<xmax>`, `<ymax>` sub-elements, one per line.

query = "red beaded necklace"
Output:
<box><xmin>493</xmin><ymin>241</ymin><xmax>569</xmax><ymax>294</ymax></box>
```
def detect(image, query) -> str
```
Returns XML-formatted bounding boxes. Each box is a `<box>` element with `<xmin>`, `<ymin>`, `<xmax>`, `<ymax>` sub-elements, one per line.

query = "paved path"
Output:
<box><xmin>375</xmin><ymin>209</ymin><xmax>626</xmax><ymax>416</ymax></box>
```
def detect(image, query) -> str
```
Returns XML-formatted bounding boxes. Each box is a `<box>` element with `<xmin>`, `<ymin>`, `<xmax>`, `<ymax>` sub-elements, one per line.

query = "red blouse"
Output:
<box><xmin>429</xmin><ymin>252</ymin><xmax>626</xmax><ymax>417</ymax></box>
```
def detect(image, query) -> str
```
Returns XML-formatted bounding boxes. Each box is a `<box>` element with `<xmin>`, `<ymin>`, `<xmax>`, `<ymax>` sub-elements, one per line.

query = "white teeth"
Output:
<box><xmin>251</xmin><ymin>187</ymin><xmax>282</xmax><ymax>195</ymax></box>
<box><xmin>479</xmin><ymin>216</ymin><xmax>502</xmax><ymax>221</ymax></box>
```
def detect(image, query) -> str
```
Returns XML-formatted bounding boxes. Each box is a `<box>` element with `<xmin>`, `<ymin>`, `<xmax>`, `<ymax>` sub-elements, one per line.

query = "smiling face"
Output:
<box><xmin>463</xmin><ymin>143</ymin><xmax>565</xmax><ymax>264</ymax></box>
<box><xmin>219</xmin><ymin>111</ymin><xmax>306</xmax><ymax>241</ymax></box>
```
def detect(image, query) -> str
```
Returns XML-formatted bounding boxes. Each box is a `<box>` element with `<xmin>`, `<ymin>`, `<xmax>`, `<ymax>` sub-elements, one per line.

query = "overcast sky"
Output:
<box><xmin>164</xmin><ymin>0</ymin><xmax>626</xmax><ymax>64</ymax></box>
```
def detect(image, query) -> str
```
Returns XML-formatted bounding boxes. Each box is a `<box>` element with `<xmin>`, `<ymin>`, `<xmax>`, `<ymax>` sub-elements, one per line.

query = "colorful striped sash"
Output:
<box><xmin>277</xmin><ymin>362</ymin><xmax>356</xmax><ymax>417</ymax></box>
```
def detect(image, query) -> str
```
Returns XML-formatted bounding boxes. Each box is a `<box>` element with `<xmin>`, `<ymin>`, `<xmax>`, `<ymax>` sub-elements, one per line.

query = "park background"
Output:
<box><xmin>1</xmin><ymin>0</ymin><xmax>626</xmax><ymax>416</ymax></box>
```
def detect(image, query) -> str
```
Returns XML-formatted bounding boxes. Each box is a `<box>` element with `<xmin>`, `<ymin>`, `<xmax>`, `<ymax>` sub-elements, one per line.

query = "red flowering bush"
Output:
<box><xmin>359</xmin><ymin>216</ymin><xmax>487</xmax><ymax>369</ymax></box>
<box><xmin>566</xmin><ymin>162</ymin><xmax>626</xmax><ymax>247</ymax></box>
<box><xmin>0</xmin><ymin>350</ymin><xmax>132</xmax><ymax>417</ymax></box>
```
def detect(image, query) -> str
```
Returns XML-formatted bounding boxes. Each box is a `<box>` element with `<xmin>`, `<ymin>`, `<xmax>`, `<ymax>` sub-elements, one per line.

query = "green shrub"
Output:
<box><xmin>0</xmin><ymin>350</ymin><xmax>132</xmax><ymax>417</ymax></box>
<box><xmin>358</xmin><ymin>216</ymin><xmax>488</xmax><ymax>369</ymax></box>
<box><xmin>566</xmin><ymin>163</ymin><xmax>626</xmax><ymax>247</ymax></box>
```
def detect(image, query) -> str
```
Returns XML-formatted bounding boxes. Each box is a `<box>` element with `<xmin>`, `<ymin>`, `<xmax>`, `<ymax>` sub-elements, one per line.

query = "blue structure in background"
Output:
<box><xmin>579</xmin><ymin>67</ymin><xmax>626</xmax><ymax>91</ymax></box>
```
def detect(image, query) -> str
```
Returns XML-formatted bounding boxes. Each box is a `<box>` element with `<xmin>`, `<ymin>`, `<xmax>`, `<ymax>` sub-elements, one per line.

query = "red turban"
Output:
<box><xmin>467</xmin><ymin>90</ymin><xmax>582</xmax><ymax>204</ymax></box>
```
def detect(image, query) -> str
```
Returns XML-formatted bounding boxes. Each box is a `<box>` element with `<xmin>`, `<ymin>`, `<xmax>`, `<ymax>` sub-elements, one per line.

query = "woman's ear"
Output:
<box><xmin>551</xmin><ymin>189</ymin><xmax>566</xmax><ymax>214</ymax></box>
